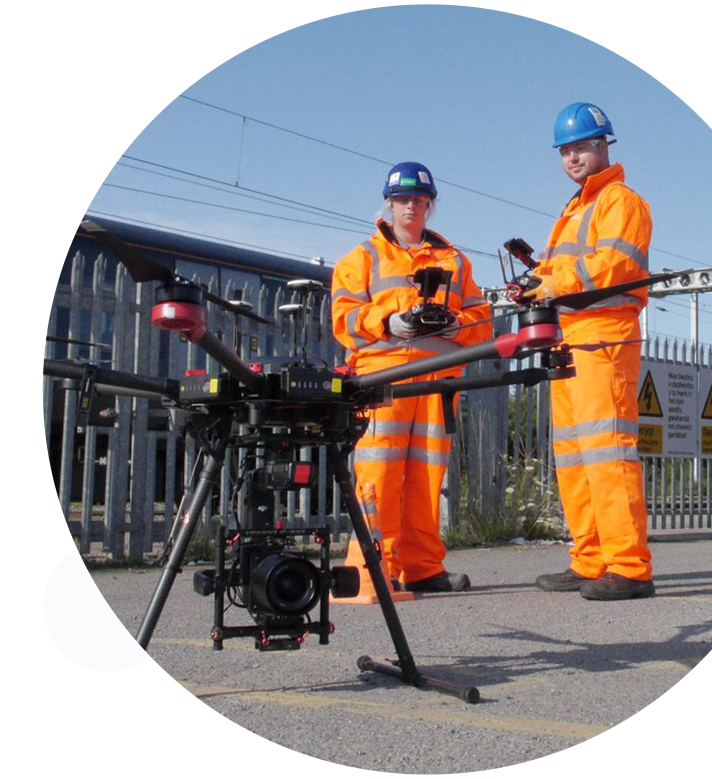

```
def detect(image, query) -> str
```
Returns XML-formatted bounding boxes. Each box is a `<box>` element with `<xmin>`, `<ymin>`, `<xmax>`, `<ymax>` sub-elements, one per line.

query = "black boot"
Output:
<box><xmin>405</xmin><ymin>571</ymin><xmax>471</xmax><ymax>592</ymax></box>
<box><xmin>535</xmin><ymin>567</ymin><xmax>592</xmax><ymax>592</ymax></box>
<box><xmin>579</xmin><ymin>572</ymin><xmax>655</xmax><ymax>601</ymax></box>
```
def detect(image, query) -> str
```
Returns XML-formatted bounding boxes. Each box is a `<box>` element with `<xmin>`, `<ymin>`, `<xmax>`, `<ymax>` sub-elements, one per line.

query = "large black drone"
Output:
<box><xmin>44</xmin><ymin>220</ymin><xmax>685</xmax><ymax>704</ymax></box>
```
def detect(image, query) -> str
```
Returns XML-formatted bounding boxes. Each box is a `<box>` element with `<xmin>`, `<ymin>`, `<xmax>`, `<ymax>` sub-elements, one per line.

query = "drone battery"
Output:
<box><xmin>179</xmin><ymin>372</ymin><xmax>227</xmax><ymax>401</ymax></box>
<box><xmin>281</xmin><ymin>367</ymin><xmax>344</xmax><ymax>400</ymax></box>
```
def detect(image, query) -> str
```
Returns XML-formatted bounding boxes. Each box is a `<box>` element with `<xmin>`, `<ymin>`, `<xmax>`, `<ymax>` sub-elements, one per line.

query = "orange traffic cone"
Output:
<box><xmin>331</xmin><ymin>482</ymin><xmax>414</xmax><ymax>604</ymax></box>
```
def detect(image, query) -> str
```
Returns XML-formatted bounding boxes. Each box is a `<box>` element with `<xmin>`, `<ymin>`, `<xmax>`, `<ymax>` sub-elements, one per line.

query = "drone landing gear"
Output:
<box><xmin>328</xmin><ymin>443</ymin><xmax>480</xmax><ymax>704</ymax></box>
<box><xmin>135</xmin><ymin>423</ymin><xmax>480</xmax><ymax>705</ymax></box>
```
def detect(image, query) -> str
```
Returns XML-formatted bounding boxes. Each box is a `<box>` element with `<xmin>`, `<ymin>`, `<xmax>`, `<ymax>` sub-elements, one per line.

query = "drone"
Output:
<box><xmin>44</xmin><ymin>220</ymin><xmax>687</xmax><ymax>705</ymax></box>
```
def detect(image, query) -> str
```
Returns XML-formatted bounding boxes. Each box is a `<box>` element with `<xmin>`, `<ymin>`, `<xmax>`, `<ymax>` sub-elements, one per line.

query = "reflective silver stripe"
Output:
<box><xmin>554</xmin><ymin>445</ymin><xmax>640</xmax><ymax>469</ymax></box>
<box><xmin>553</xmin><ymin>417</ymin><xmax>639</xmax><ymax>441</ymax></box>
<box><xmin>354</xmin><ymin>447</ymin><xmax>408</xmax><ymax>462</ymax></box>
<box><xmin>361</xmin><ymin>500</ymin><xmax>378</xmax><ymax>516</ymax></box>
<box><xmin>362</xmin><ymin>240</ymin><xmax>379</xmax><ymax>264</ymax></box>
<box><xmin>365</xmin><ymin>420</ymin><xmax>413</xmax><ymax>436</ymax></box>
<box><xmin>544</xmin><ymin>242</ymin><xmax>594</xmax><ymax>259</ymax></box>
<box><xmin>449</xmin><ymin>253</ymin><xmax>464</xmax><ymax>297</ymax></box>
<box><xmin>595</xmin><ymin>238</ymin><xmax>649</xmax><ymax>270</ymax></box>
<box><xmin>407</xmin><ymin>447</ymin><xmax>451</xmax><ymax>465</ymax></box>
<box><xmin>332</xmin><ymin>287</ymin><xmax>370</xmax><ymax>303</ymax></box>
<box><xmin>574</xmin><ymin>203</ymin><xmax>598</xmax><ymax>290</ymax></box>
<box><xmin>346</xmin><ymin>308</ymin><xmax>374</xmax><ymax>346</ymax></box>
<box><xmin>370</xmin><ymin>275</ymin><xmax>412</xmax><ymax>294</ymax></box>
<box><xmin>412</xmin><ymin>422</ymin><xmax>450</xmax><ymax>439</ymax></box>
<box><xmin>461</xmin><ymin>296</ymin><xmax>488</xmax><ymax>308</ymax></box>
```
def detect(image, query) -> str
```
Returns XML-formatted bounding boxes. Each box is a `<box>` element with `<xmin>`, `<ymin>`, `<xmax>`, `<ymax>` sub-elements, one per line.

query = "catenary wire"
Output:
<box><xmin>102</xmin><ymin>183</ymin><xmax>372</xmax><ymax>236</ymax></box>
<box><xmin>177</xmin><ymin>94</ymin><xmax>707</xmax><ymax>264</ymax></box>
<box><xmin>115</xmin><ymin>162</ymin><xmax>369</xmax><ymax>228</ymax></box>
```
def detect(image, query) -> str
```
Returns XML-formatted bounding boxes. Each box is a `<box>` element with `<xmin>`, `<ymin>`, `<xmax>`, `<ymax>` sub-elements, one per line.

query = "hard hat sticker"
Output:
<box><xmin>588</xmin><ymin>106</ymin><xmax>608</xmax><ymax>126</ymax></box>
<box><xmin>418</xmin><ymin>171</ymin><xmax>431</xmax><ymax>184</ymax></box>
<box><xmin>388</xmin><ymin>172</ymin><xmax>400</xmax><ymax>186</ymax></box>
<box><xmin>400</xmin><ymin>177</ymin><xmax>416</xmax><ymax>186</ymax></box>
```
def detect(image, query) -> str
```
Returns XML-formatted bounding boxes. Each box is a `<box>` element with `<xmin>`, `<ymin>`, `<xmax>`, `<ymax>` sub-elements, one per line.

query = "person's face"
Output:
<box><xmin>390</xmin><ymin>194</ymin><xmax>431</xmax><ymax>231</ymax></box>
<box><xmin>559</xmin><ymin>137</ymin><xmax>610</xmax><ymax>183</ymax></box>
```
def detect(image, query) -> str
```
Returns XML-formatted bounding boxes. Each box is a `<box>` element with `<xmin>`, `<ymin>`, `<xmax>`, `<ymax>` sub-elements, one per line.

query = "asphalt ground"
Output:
<box><xmin>91</xmin><ymin>538</ymin><xmax>712</xmax><ymax>774</ymax></box>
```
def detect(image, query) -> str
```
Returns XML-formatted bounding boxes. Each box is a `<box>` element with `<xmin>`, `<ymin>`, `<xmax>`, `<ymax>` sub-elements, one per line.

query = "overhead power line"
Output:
<box><xmin>102</xmin><ymin>182</ymin><xmax>371</xmax><ymax>236</ymax></box>
<box><xmin>176</xmin><ymin>95</ymin><xmax>706</xmax><ymax>267</ymax></box>
<box><xmin>42</xmin><ymin>48</ymin><xmax>555</xmax><ymax>219</ymax></box>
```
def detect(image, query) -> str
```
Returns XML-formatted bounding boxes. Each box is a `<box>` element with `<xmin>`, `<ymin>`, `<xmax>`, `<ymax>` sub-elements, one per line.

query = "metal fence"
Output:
<box><xmin>641</xmin><ymin>337</ymin><xmax>712</xmax><ymax>531</ymax></box>
<box><xmin>44</xmin><ymin>251</ymin><xmax>711</xmax><ymax>559</ymax></box>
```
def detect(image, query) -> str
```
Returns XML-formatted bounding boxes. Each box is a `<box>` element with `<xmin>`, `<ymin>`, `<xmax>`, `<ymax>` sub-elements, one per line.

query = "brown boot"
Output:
<box><xmin>535</xmin><ymin>568</ymin><xmax>592</xmax><ymax>592</ymax></box>
<box><xmin>579</xmin><ymin>572</ymin><xmax>655</xmax><ymax>601</ymax></box>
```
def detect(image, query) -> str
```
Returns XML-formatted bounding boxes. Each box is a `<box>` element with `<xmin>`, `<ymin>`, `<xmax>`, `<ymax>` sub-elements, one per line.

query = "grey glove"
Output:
<box><xmin>387</xmin><ymin>312</ymin><xmax>417</xmax><ymax>339</ymax></box>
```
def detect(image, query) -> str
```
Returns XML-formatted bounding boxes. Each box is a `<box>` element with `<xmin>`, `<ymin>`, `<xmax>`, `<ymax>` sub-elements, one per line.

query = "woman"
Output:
<box><xmin>331</xmin><ymin>161</ymin><xmax>492</xmax><ymax>592</ymax></box>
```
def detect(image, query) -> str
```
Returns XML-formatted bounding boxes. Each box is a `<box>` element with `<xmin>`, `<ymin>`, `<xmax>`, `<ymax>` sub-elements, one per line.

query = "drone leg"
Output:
<box><xmin>136</xmin><ymin>418</ymin><xmax>232</xmax><ymax>650</ymax></box>
<box><xmin>328</xmin><ymin>444</ymin><xmax>480</xmax><ymax>703</ymax></box>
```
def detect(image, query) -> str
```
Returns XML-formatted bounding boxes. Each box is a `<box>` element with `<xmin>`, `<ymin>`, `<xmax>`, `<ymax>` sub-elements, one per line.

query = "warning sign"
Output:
<box><xmin>638</xmin><ymin>361</ymin><xmax>698</xmax><ymax>457</ymax></box>
<box><xmin>702</xmin><ymin>384</ymin><xmax>712</xmax><ymax>420</ymax></box>
<box><xmin>638</xmin><ymin>371</ymin><xmax>663</xmax><ymax>417</ymax></box>
<box><xmin>638</xmin><ymin>423</ymin><xmax>663</xmax><ymax>455</ymax></box>
<box><xmin>700</xmin><ymin>368</ymin><xmax>712</xmax><ymax>458</ymax></box>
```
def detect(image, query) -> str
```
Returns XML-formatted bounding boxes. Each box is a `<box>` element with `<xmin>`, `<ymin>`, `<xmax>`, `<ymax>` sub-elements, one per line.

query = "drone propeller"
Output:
<box><xmin>548</xmin><ymin>270</ymin><xmax>686</xmax><ymax>310</ymax></box>
<box><xmin>81</xmin><ymin>219</ymin><xmax>174</xmax><ymax>283</ymax></box>
<box><xmin>46</xmin><ymin>335</ymin><xmax>111</xmax><ymax>349</ymax></box>
<box><xmin>80</xmin><ymin>219</ymin><xmax>273</xmax><ymax>325</ymax></box>
<box><xmin>562</xmin><ymin>338</ymin><xmax>644</xmax><ymax>352</ymax></box>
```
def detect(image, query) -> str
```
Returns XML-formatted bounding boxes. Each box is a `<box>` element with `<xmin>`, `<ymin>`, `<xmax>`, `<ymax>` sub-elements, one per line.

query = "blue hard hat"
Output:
<box><xmin>383</xmin><ymin>161</ymin><xmax>438</xmax><ymax>199</ymax></box>
<box><xmin>553</xmin><ymin>102</ymin><xmax>615</xmax><ymax>148</ymax></box>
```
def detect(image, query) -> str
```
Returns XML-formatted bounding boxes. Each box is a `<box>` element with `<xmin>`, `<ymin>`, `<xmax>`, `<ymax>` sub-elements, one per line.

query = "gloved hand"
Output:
<box><xmin>521</xmin><ymin>273</ymin><xmax>560</xmax><ymax>303</ymax></box>
<box><xmin>440</xmin><ymin>313</ymin><xmax>459</xmax><ymax>338</ymax></box>
<box><xmin>387</xmin><ymin>312</ymin><xmax>418</xmax><ymax>339</ymax></box>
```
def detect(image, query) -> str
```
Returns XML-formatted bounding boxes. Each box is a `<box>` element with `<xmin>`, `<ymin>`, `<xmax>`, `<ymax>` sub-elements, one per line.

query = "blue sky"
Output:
<box><xmin>86</xmin><ymin>5</ymin><xmax>712</xmax><ymax>345</ymax></box>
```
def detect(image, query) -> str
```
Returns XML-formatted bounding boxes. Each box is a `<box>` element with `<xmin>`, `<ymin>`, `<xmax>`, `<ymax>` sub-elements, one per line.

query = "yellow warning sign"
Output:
<box><xmin>702</xmin><ymin>384</ymin><xmax>712</xmax><ymax>420</ymax></box>
<box><xmin>702</xmin><ymin>427</ymin><xmax>712</xmax><ymax>456</ymax></box>
<box><xmin>638</xmin><ymin>371</ymin><xmax>663</xmax><ymax>417</ymax></box>
<box><xmin>638</xmin><ymin>423</ymin><xmax>664</xmax><ymax>455</ymax></box>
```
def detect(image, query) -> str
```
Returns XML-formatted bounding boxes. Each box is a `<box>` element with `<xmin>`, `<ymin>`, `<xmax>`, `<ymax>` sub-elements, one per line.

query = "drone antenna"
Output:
<box><xmin>497</xmin><ymin>249</ymin><xmax>509</xmax><ymax>285</ymax></box>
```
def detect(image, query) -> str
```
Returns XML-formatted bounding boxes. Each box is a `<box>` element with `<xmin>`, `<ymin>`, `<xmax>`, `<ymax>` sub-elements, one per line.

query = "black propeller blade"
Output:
<box><xmin>550</xmin><ymin>270</ymin><xmax>685</xmax><ymax>310</ymax></box>
<box><xmin>201</xmin><ymin>289</ymin><xmax>272</xmax><ymax>324</ymax></box>
<box><xmin>81</xmin><ymin>219</ymin><xmax>175</xmax><ymax>283</ymax></box>
<box><xmin>563</xmin><ymin>339</ymin><xmax>644</xmax><ymax>352</ymax></box>
<box><xmin>80</xmin><ymin>219</ymin><xmax>273</xmax><ymax>325</ymax></box>
<box><xmin>46</xmin><ymin>335</ymin><xmax>110</xmax><ymax>349</ymax></box>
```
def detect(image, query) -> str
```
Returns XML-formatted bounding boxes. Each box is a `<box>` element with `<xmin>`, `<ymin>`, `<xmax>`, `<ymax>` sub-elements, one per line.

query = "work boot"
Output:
<box><xmin>579</xmin><ymin>572</ymin><xmax>655</xmax><ymax>601</ymax></box>
<box><xmin>405</xmin><ymin>571</ymin><xmax>471</xmax><ymax>592</ymax></box>
<box><xmin>535</xmin><ymin>567</ymin><xmax>592</xmax><ymax>592</ymax></box>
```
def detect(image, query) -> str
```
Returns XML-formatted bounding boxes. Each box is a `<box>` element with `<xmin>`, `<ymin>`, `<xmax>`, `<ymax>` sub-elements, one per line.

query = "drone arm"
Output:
<box><xmin>390</xmin><ymin>368</ymin><xmax>550</xmax><ymax>398</ymax></box>
<box><xmin>43</xmin><ymin>358</ymin><xmax>180</xmax><ymax>400</ymax></box>
<box><xmin>190</xmin><ymin>330</ymin><xmax>265</xmax><ymax>393</ymax></box>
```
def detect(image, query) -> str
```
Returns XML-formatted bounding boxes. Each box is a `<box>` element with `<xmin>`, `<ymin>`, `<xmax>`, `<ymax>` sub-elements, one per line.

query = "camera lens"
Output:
<box><xmin>250</xmin><ymin>554</ymin><xmax>320</xmax><ymax>616</ymax></box>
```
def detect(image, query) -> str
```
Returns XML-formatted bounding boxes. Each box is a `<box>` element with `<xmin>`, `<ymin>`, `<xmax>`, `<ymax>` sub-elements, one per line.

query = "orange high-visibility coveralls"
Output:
<box><xmin>537</xmin><ymin>163</ymin><xmax>653</xmax><ymax>580</ymax></box>
<box><xmin>332</xmin><ymin>220</ymin><xmax>492</xmax><ymax>584</ymax></box>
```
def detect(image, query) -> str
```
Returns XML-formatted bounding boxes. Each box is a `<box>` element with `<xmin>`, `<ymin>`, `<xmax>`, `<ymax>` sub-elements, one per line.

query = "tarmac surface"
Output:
<box><xmin>92</xmin><ymin>537</ymin><xmax>712</xmax><ymax>774</ymax></box>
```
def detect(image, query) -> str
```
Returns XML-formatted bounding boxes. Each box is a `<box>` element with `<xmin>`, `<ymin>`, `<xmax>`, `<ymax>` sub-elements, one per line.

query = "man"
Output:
<box><xmin>524</xmin><ymin>103</ymin><xmax>655</xmax><ymax>600</ymax></box>
<box><xmin>331</xmin><ymin>161</ymin><xmax>491</xmax><ymax>592</ymax></box>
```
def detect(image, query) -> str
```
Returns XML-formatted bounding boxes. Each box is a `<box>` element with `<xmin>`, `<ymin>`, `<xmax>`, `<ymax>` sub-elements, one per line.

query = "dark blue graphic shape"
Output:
<box><xmin>32</xmin><ymin>530</ymin><xmax>174</xmax><ymax>682</ymax></box>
